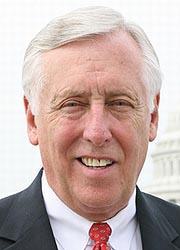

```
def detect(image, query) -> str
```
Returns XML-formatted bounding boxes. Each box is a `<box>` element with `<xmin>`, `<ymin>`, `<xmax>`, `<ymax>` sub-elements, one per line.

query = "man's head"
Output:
<box><xmin>23</xmin><ymin>6</ymin><xmax>161</xmax><ymax>221</ymax></box>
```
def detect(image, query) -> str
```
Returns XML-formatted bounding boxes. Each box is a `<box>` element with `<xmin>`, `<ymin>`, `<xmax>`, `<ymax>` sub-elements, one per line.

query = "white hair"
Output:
<box><xmin>22</xmin><ymin>6</ymin><xmax>162</xmax><ymax>114</ymax></box>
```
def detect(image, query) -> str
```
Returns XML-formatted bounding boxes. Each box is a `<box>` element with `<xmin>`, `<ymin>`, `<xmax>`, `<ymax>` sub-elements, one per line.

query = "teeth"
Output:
<box><xmin>81</xmin><ymin>157</ymin><xmax>113</xmax><ymax>167</ymax></box>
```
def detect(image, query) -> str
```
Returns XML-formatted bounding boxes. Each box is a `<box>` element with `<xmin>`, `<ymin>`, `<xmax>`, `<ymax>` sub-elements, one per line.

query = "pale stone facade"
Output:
<box><xmin>145</xmin><ymin>110</ymin><xmax>180</xmax><ymax>204</ymax></box>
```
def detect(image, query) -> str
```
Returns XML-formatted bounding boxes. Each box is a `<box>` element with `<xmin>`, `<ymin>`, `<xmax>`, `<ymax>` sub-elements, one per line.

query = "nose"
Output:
<box><xmin>83</xmin><ymin>106</ymin><xmax>112</xmax><ymax>147</ymax></box>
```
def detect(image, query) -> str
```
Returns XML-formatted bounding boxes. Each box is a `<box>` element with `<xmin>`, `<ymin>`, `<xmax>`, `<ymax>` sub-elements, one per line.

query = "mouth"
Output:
<box><xmin>78</xmin><ymin>157</ymin><xmax>115</xmax><ymax>169</ymax></box>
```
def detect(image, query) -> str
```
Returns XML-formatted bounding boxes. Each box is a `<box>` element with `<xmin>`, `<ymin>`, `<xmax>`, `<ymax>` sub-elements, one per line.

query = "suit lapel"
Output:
<box><xmin>1</xmin><ymin>173</ymin><xmax>180</xmax><ymax>250</ymax></box>
<box><xmin>0</xmin><ymin>170</ymin><xmax>57</xmax><ymax>250</ymax></box>
<box><xmin>4</xmin><ymin>215</ymin><xmax>57</xmax><ymax>250</ymax></box>
<box><xmin>136</xmin><ymin>188</ymin><xmax>180</xmax><ymax>250</ymax></box>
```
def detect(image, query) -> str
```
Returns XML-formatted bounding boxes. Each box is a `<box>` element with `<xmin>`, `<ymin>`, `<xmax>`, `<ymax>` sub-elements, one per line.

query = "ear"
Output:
<box><xmin>24</xmin><ymin>96</ymin><xmax>38</xmax><ymax>145</ymax></box>
<box><xmin>149</xmin><ymin>93</ymin><xmax>160</xmax><ymax>142</ymax></box>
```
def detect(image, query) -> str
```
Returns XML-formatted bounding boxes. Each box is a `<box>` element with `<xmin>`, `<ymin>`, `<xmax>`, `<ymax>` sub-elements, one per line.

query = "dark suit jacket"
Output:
<box><xmin>0</xmin><ymin>170</ymin><xmax>180</xmax><ymax>250</ymax></box>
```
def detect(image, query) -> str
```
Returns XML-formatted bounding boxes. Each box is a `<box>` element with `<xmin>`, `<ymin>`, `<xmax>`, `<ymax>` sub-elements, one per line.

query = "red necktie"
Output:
<box><xmin>89</xmin><ymin>223</ymin><xmax>112</xmax><ymax>250</ymax></box>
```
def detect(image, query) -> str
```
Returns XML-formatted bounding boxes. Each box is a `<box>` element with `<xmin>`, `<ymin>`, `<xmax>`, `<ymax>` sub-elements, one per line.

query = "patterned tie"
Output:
<box><xmin>89</xmin><ymin>223</ymin><xmax>112</xmax><ymax>250</ymax></box>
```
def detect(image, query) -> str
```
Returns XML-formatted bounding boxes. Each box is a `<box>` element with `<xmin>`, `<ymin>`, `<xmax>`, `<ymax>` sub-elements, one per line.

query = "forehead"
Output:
<box><xmin>41</xmin><ymin>30</ymin><xmax>145</xmax><ymax>96</ymax></box>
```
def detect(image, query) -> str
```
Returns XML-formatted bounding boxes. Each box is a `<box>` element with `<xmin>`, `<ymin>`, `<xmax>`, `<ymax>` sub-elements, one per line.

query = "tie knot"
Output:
<box><xmin>89</xmin><ymin>223</ymin><xmax>112</xmax><ymax>246</ymax></box>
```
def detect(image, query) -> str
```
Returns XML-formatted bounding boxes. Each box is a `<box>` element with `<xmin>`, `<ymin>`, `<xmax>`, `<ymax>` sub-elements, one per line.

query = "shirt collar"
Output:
<box><xmin>42</xmin><ymin>172</ymin><xmax>137</xmax><ymax>250</ymax></box>
<box><xmin>42</xmin><ymin>173</ymin><xmax>91</xmax><ymax>250</ymax></box>
<box><xmin>107</xmin><ymin>190</ymin><xmax>137</xmax><ymax>249</ymax></box>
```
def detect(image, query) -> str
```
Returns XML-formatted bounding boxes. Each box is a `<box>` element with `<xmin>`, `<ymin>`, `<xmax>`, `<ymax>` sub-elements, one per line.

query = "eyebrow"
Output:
<box><xmin>104</xmin><ymin>88</ymin><xmax>140</xmax><ymax>103</ymax></box>
<box><xmin>50</xmin><ymin>86</ymin><xmax>139</xmax><ymax>106</ymax></box>
<box><xmin>50</xmin><ymin>89</ymin><xmax>89</xmax><ymax>106</ymax></box>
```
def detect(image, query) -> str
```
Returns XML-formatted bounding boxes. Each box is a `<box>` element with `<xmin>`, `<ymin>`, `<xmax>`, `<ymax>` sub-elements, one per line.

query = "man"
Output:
<box><xmin>0</xmin><ymin>6</ymin><xmax>180</xmax><ymax>250</ymax></box>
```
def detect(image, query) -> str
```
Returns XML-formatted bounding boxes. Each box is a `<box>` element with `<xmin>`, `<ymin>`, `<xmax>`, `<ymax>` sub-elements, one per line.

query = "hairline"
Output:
<box><xmin>22</xmin><ymin>7</ymin><xmax>161</xmax><ymax>114</ymax></box>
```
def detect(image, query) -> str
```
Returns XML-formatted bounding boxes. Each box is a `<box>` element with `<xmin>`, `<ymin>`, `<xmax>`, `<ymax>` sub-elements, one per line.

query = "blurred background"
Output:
<box><xmin>0</xmin><ymin>0</ymin><xmax>180</xmax><ymax>199</ymax></box>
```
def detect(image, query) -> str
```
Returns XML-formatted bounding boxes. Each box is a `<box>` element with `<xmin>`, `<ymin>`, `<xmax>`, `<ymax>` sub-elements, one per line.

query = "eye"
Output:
<box><xmin>62</xmin><ymin>100</ymin><xmax>80</xmax><ymax>107</ymax></box>
<box><xmin>107</xmin><ymin>99</ymin><xmax>134</xmax><ymax>113</ymax></box>
<box><xmin>59</xmin><ymin>99</ymin><xmax>88</xmax><ymax>114</ymax></box>
<box><xmin>107</xmin><ymin>99</ymin><xmax>134</xmax><ymax>110</ymax></box>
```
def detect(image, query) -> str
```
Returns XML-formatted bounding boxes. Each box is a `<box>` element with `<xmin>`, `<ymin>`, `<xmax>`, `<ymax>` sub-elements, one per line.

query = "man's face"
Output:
<box><xmin>26</xmin><ymin>31</ymin><xmax>159</xmax><ymax>221</ymax></box>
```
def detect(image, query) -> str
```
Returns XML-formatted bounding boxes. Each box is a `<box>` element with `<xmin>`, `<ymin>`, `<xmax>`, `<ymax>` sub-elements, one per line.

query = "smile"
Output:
<box><xmin>79</xmin><ymin>157</ymin><xmax>114</xmax><ymax>169</ymax></box>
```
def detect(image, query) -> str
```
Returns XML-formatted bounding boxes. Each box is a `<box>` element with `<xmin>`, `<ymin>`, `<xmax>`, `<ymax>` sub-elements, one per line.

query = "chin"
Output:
<box><xmin>76</xmin><ymin>197</ymin><xmax>124</xmax><ymax>221</ymax></box>
<box><xmin>80</xmin><ymin>192</ymin><xmax>122</xmax><ymax>210</ymax></box>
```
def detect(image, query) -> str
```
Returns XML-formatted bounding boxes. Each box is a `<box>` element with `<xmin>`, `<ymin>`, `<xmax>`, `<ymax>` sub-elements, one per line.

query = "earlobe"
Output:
<box><xmin>149</xmin><ymin>121</ymin><xmax>158</xmax><ymax>142</ymax></box>
<box><xmin>149</xmin><ymin>93</ymin><xmax>160</xmax><ymax>142</ymax></box>
<box><xmin>24</xmin><ymin>96</ymin><xmax>38</xmax><ymax>145</ymax></box>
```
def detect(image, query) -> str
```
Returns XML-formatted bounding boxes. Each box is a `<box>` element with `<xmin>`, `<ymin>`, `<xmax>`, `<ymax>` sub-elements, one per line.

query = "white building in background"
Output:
<box><xmin>145</xmin><ymin>109</ymin><xmax>180</xmax><ymax>204</ymax></box>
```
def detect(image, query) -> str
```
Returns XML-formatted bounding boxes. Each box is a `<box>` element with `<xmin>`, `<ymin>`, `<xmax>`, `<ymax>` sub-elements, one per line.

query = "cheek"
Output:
<box><xmin>130</xmin><ymin>111</ymin><xmax>151</xmax><ymax>146</ymax></box>
<box><xmin>52</xmin><ymin>120</ymin><xmax>81</xmax><ymax>152</ymax></box>
<box><xmin>130</xmin><ymin>109</ymin><xmax>149</xmax><ymax>127</ymax></box>
<box><xmin>114</xmin><ymin>117</ymin><xmax>149</xmax><ymax>166</ymax></box>
<box><xmin>114</xmin><ymin>118</ymin><xmax>143</xmax><ymax>145</ymax></box>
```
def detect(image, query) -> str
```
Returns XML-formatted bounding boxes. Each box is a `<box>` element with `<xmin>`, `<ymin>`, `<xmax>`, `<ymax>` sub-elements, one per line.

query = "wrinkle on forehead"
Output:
<box><xmin>42</xmin><ymin>30</ymin><xmax>143</xmax><ymax>75</ymax></box>
<box><xmin>40</xmin><ymin>30</ymin><xmax>148</xmax><ymax>107</ymax></box>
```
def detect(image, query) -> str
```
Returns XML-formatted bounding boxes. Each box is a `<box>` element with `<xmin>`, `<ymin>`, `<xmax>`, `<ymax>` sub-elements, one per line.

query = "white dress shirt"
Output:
<box><xmin>42</xmin><ymin>173</ymin><xmax>142</xmax><ymax>250</ymax></box>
